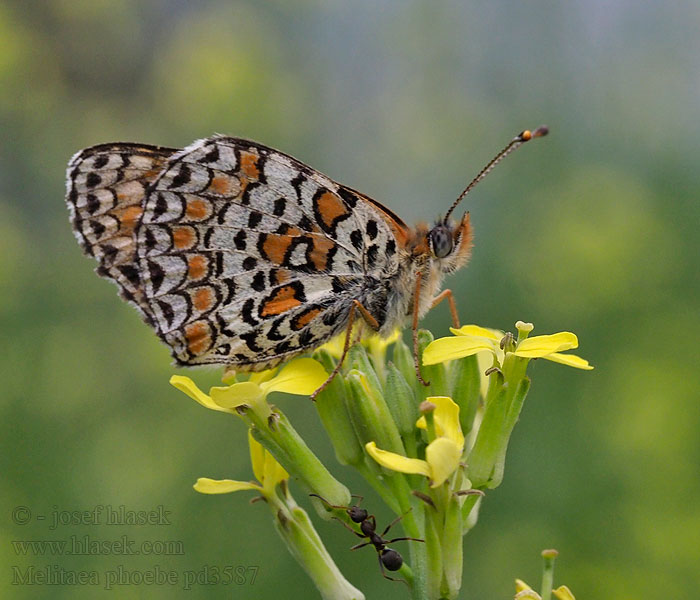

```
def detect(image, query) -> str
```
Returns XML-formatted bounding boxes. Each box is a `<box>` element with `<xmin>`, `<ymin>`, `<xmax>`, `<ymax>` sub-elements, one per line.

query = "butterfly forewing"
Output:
<box><xmin>66</xmin><ymin>143</ymin><xmax>178</xmax><ymax>323</ymax></box>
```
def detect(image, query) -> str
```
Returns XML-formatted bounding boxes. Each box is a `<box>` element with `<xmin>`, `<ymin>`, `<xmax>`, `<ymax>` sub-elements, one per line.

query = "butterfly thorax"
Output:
<box><xmin>374</xmin><ymin>214</ymin><xmax>473</xmax><ymax>335</ymax></box>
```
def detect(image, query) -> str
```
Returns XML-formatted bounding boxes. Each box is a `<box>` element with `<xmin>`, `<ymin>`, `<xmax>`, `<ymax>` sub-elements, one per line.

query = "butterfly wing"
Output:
<box><xmin>67</xmin><ymin>136</ymin><xmax>407</xmax><ymax>371</ymax></box>
<box><xmin>66</xmin><ymin>142</ymin><xmax>177</xmax><ymax>324</ymax></box>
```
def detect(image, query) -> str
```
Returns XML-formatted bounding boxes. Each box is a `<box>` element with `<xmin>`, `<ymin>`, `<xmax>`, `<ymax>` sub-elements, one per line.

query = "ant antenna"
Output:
<box><xmin>443</xmin><ymin>125</ymin><xmax>549</xmax><ymax>222</ymax></box>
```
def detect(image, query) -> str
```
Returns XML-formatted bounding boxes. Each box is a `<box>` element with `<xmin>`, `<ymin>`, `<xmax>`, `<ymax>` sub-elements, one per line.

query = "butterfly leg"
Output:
<box><xmin>430</xmin><ymin>289</ymin><xmax>460</xmax><ymax>328</ymax></box>
<box><xmin>412</xmin><ymin>273</ymin><xmax>430</xmax><ymax>387</ymax></box>
<box><xmin>310</xmin><ymin>300</ymin><xmax>379</xmax><ymax>400</ymax></box>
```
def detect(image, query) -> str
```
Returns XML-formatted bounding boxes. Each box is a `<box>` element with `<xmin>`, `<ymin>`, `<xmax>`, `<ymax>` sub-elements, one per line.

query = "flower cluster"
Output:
<box><xmin>170</xmin><ymin>322</ymin><xmax>591</xmax><ymax>600</ymax></box>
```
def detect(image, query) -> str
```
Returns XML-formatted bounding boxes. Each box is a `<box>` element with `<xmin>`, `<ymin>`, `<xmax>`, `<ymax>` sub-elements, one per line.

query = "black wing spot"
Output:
<box><xmin>367</xmin><ymin>244</ymin><xmax>379</xmax><ymax>269</ymax></box>
<box><xmin>157</xmin><ymin>300</ymin><xmax>175</xmax><ymax>327</ymax></box>
<box><xmin>241</xmin><ymin>298</ymin><xmax>258</xmax><ymax>326</ymax></box>
<box><xmin>118</xmin><ymin>264</ymin><xmax>140</xmax><ymax>287</ymax></box>
<box><xmin>252</xmin><ymin>271</ymin><xmax>266</xmax><ymax>292</ymax></box>
<box><xmin>386</xmin><ymin>239</ymin><xmax>396</xmax><ymax>257</ymax></box>
<box><xmin>273</xmin><ymin>198</ymin><xmax>286</xmax><ymax>216</ymax></box>
<box><xmin>248</xmin><ymin>211</ymin><xmax>262</xmax><ymax>228</ymax></box>
<box><xmin>337</xmin><ymin>187</ymin><xmax>358</xmax><ymax>208</ymax></box>
<box><xmin>350</xmin><ymin>230</ymin><xmax>363</xmax><ymax>251</ymax></box>
<box><xmin>148</xmin><ymin>260</ymin><xmax>166</xmax><ymax>294</ymax></box>
<box><xmin>89</xmin><ymin>219</ymin><xmax>106</xmax><ymax>239</ymax></box>
<box><xmin>299</xmin><ymin>328</ymin><xmax>314</xmax><ymax>346</ymax></box>
<box><xmin>234</xmin><ymin>229</ymin><xmax>247</xmax><ymax>250</ymax></box>
<box><xmin>93</xmin><ymin>155</ymin><xmax>109</xmax><ymax>169</ymax></box>
<box><xmin>240</xmin><ymin>331</ymin><xmax>263</xmax><ymax>352</ymax></box>
<box><xmin>170</xmin><ymin>164</ymin><xmax>192</xmax><ymax>189</ymax></box>
<box><xmin>366</xmin><ymin>219</ymin><xmax>378</xmax><ymax>240</ymax></box>
<box><xmin>86</xmin><ymin>172</ymin><xmax>102</xmax><ymax>188</ymax></box>
<box><xmin>298</xmin><ymin>215</ymin><xmax>313</xmax><ymax>231</ymax></box>
<box><xmin>242</xmin><ymin>257</ymin><xmax>257</xmax><ymax>271</ymax></box>
<box><xmin>203</xmin><ymin>145</ymin><xmax>220</xmax><ymax>163</ymax></box>
<box><xmin>153</xmin><ymin>193</ymin><xmax>169</xmax><ymax>220</ymax></box>
<box><xmin>86</xmin><ymin>193</ymin><xmax>100</xmax><ymax>215</ymax></box>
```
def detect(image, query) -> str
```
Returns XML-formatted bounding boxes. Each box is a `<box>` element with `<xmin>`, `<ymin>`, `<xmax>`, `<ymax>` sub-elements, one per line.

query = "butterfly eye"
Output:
<box><xmin>429</xmin><ymin>225</ymin><xmax>454</xmax><ymax>259</ymax></box>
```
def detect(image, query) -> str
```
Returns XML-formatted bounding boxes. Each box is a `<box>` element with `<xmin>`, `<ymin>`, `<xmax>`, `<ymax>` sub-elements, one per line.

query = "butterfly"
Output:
<box><xmin>65</xmin><ymin>127</ymin><xmax>547</xmax><ymax>394</ymax></box>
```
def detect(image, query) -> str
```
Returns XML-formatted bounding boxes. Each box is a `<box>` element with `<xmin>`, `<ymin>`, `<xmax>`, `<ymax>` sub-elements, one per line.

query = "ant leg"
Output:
<box><xmin>350</xmin><ymin>540</ymin><xmax>371</xmax><ymax>551</ymax></box>
<box><xmin>380</xmin><ymin>509</ymin><xmax>411</xmax><ymax>537</ymax></box>
<box><xmin>332</xmin><ymin>517</ymin><xmax>366</xmax><ymax>539</ymax></box>
<box><xmin>309</xmin><ymin>493</ymin><xmax>349</xmax><ymax>511</ymax></box>
<box><xmin>385</xmin><ymin>536</ymin><xmax>425</xmax><ymax>544</ymax></box>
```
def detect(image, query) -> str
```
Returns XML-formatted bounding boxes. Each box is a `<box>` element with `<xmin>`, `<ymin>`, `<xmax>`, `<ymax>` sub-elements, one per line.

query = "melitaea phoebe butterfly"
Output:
<box><xmin>65</xmin><ymin>127</ymin><xmax>547</xmax><ymax>393</ymax></box>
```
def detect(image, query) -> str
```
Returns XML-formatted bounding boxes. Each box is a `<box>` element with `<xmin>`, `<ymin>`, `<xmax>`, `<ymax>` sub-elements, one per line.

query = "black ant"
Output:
<box><xmin>310</xmin><ymin>494</ymin><xmax>424</xmax><ymax>583</ymax></box>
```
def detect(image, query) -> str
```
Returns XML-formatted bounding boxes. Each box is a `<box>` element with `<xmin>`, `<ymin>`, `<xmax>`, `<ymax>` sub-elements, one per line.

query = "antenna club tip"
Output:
<box><xmin>518</xmin><ymin>126</ymin><xmax>549</xmax><ymax>142</ymax></box>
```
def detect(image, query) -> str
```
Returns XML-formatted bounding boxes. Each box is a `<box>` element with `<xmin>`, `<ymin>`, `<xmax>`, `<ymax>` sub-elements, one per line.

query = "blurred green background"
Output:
<box><xmin>2</xmin><ymin>1</ymin><xmax>699</xmax><ymax>598</ymax></box>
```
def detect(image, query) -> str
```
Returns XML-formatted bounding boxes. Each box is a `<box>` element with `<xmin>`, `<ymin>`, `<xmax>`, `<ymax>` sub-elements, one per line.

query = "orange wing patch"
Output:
<box><xmin>208</xmin><ymin>175</ymin><xmax>241</xmax><ymax>197</ymax></box>
<box><xmin>115</xmin><ymin>205</ymin><xmax>143</xmax><ymax>236</ymax></box>
<box><xmin>172</xmin><ymin>226</ymin><xmax>197</xmax><ymax>250</ymax></box>
<box><xmin>262</xmin><ymin>234</ymin><xmax>294</xmax><ymax>265</ymax></box>
<box><xmin>240</xmin><ymin>151</ymin><xmax>260</xmax><ymax>179</ymax></box>
<box><xmin>291</xmin><ymin>307</ymin><xmax>322</xmax><ymax>331</ymax></box>
<box><xmin>187</xmin><ymin>254</ymin><xmax>208</xmax><ymax>280</ymax></box>
<box><xmin>260</xmin><ymin>283</ymin><xmax>304</xmax><ymax>317</ymax></box>
<box><xmin>314</xmin><ymin>191</ymin><xmax>349</xmax><ymax>231</ymax></box>
<box><xmin>309</xmin><ymin>235</ymin><xmax>336</xmax><ymax>271</ymax></box>
<box><xmin>185</xmin><ymin>197</ymin><xmax>211</xmax><ymax>221</ymax></box>
<box><xmin>185</xmin><ymin>320</ymin><xmax>213</xmax><ymax>355</ymax></box>
<box><xmin>192</xmin><ymin>286</ymin><xmax>215</xmax><ymax>312</ymax></box>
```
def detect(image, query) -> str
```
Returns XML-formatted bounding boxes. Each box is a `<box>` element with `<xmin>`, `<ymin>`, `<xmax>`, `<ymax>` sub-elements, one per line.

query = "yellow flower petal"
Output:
<box><xmin>248</xmin><ymin>430</ymin><xmax>265</xmax><ymax>484</ymax></box>
<box><xmin>450</xmin><ymin>325</ymin><xmax>503</xmax><ymax>340</ymax></box>
<box><xmin>515</xmin><ymin>591</ymin><xmax>542</xmax><ymax>600</ymax></box>
<box><xmin>544</xmin><ymin>352</ymin><xmax>594</xmax><ymax>370</ymax></box>
<box><xmin>249</xmin><ymin>368</ymin><xmax>278</xmax><ymax>385</ymax></box>
<box><xmin>365</xmin><ymin>329</ymin><xmax>400</xmax><ymax>355</ymax></box>
<box><xmin>365</xmin><ymin>442</ymin><xmax>431</xmax><ymax>478</ymax></box>
<box><xmin>515</xmin><ymin>579</ymin><xmax>533</xmax><ymax>592</ymax></box>
<box><xmin>259</xmin><ymin>358</ymin><xmax>328</xmax><ymax>396</ymax></box>
<box><xmin>210</xmin><ymin>381</ymin><xmax>263</xmax><ymax>408</ymax></box>
<box><xmin>193</xmin><ymin>477</ymin><xmax>261</xmax><ymax>494</ymax></box>
<box><xmin>428</xmin><ymin>396</ymin><xmax>464</xmax><ymax>448</ymax></box>
<box><xmin>425</xmin><ymin>437</ymin><xmax>462</xmax><ymax>487</ymax></box>
<box><xmin>423</xmin><ymin>336</ymin><xmax>497</xmax><ymax>365</ymax></box>
<box><xmin>170</xmin><ymin>375</ymin><xmax>234</xmax><ymax>414</ymax></box>
<box><xmin>513</xmin><ymin>332</ymin><xmax>578</xmax><ymax>358</ymax></box>
<box><xmin>262</xmin><ymin>449</ymin><xmax>289</xmax><ymax>492</ymax></box>
<box><xmin>553</xmin><ymin>586</ymin><xmax>576</xmax><ymax>600</ymax></box>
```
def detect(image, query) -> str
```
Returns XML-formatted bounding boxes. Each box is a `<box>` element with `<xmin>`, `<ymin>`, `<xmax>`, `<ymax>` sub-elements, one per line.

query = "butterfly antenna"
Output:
<box><xmin>443</xmin><ymin>125</ymin><xmax>549</xmax><ymax>222</ymax></box>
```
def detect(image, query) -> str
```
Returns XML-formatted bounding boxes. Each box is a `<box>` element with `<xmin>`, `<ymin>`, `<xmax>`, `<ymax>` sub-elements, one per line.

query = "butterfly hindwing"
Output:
<box><xmin>131</xmin><ymin>136</ymin><xmax>404</xmax><ymax>369</ymax></box>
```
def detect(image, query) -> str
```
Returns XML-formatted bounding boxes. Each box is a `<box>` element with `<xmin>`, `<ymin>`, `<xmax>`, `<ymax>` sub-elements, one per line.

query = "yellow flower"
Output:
<box><xmin>423</xmin><ymin>322</ymin><xmax>593</xmax><ymax>370</ymax></box>
<box><xmin>515</xmin><ymin>579</ymin><xmax>575</xmax><ymax>600</ymax></box>
<box><xmin>319</xmin><ymin>327</ymin><xmax>400</xmax><ymax>360</ymax></box>
<box><xmin>194</xmin><ymin>430</ymin><xmax>288</xmax><ymax>497</ymax></box>
<box><xmin>365</xmin><ymin>396</ymin><xmax>465</xmax><ymax>488</ymax></box>
<box><xmin>170</xmin><ymin>358</ymin><xmax>329</xmax><ymax>414</ymax></box>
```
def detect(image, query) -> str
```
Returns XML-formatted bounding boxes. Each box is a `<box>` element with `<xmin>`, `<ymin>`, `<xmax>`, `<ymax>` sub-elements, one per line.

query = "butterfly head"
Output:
<box><xmin>424</xmin><ymin>212</ymin><xmax>473</xmax><ymax>274</ymax></box>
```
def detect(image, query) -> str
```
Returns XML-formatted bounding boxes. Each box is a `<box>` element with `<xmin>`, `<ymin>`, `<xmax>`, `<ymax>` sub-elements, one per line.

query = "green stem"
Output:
<box><xmin>540</xmin><ymin>549</ymin><xmax>558</xmax><ymax>600</ymax></box>
<box><xmin>271</xmin><ymin>495</ymin><xmax>365</xmax><ymax>600</ymax></box>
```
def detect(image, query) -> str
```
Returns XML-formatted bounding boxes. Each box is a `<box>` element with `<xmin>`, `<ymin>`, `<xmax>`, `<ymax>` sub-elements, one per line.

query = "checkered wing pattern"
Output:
<box><xmin>66</xmin><ymin>142</ymin><xmax>176</xmax><ymax>324</ymax></box>
<box><xmin>67</xmin><ymin>136</ymin><xmax>405</xmax><ymax>370</ymax></box>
